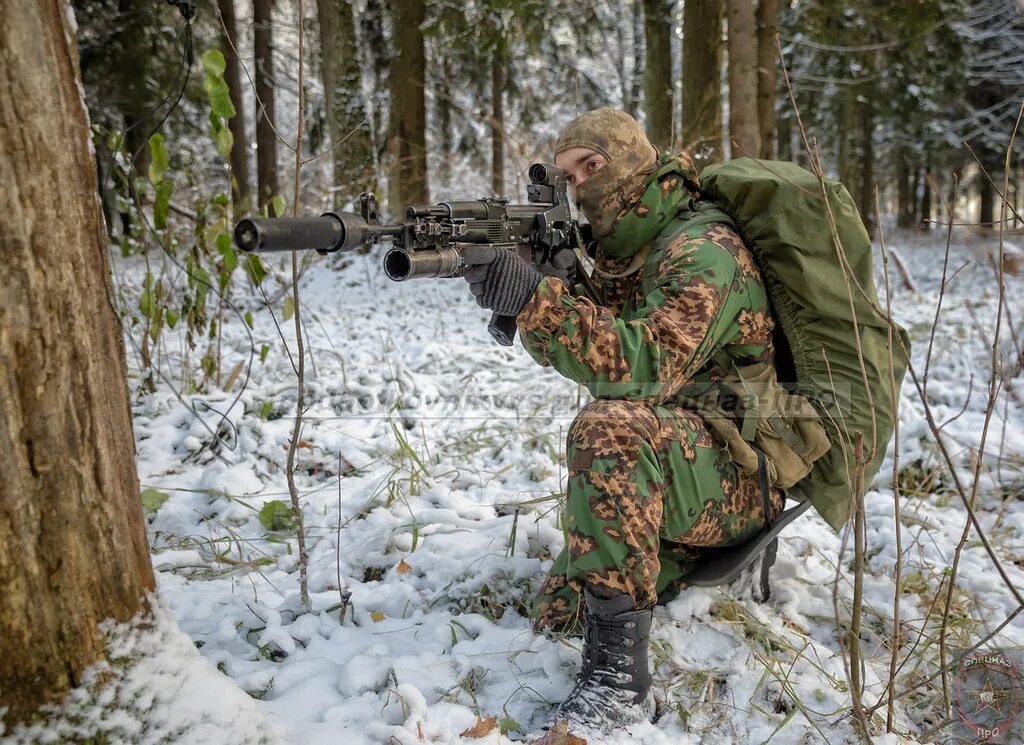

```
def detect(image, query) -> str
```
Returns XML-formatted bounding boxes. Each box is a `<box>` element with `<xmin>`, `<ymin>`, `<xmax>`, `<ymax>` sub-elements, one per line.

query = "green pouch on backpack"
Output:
<box><xmin>684</xmin><ymin>361</ymin><xmax>831</xmax><ymax>489</ymax></box>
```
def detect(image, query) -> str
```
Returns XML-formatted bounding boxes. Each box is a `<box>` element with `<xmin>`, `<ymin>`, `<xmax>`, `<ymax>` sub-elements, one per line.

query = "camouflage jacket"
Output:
<box><xmin>516</xmin><ymin>154</ymin><xmax>776</xmax><ymax>404</ymax></box>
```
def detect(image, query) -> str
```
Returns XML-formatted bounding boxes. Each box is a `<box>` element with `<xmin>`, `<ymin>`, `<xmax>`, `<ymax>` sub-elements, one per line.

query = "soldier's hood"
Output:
<box><xmin>554</xmin><ymin>108</ymin><xmax>658</xmax><ymax>239</ymax></box>
<box><xmin>554</xmin><ymin>109</ymin><xmax>700</xmax><ymax>258</ymax></box>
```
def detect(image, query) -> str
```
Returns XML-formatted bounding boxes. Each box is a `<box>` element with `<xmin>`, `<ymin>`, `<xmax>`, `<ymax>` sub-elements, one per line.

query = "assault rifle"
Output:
<box><xmin>233</xmin><ymin>163</ymin><xmax>583</xmax><ymax>346</ymax></box>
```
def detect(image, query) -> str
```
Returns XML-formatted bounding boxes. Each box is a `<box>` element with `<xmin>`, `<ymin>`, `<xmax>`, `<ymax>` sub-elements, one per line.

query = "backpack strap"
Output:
<box><xmin>753</xmin><ymin>446</ymin><xmax>777</xmax><ymax>527</ymax></box>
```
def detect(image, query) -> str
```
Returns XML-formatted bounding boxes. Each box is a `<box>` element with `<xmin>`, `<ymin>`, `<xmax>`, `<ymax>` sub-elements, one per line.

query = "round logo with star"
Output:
<box><xmin>955</xmin><ymin>652</ymin><xmax>1023</xmax><ymax>741</ymax></box>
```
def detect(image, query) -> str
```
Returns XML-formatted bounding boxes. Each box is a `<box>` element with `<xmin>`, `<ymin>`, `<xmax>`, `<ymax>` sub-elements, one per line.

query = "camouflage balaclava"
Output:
<box><xmin>554</xmin><ymin>108</ymin><xmax>658</xmax><ymax>238</ymax></box>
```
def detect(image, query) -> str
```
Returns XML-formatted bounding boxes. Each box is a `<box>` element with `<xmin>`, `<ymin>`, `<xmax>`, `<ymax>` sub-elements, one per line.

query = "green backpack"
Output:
<box><xmin>696</xmin><ymin>158</ymin><xmax>911</xmax><ymax>532</ymax></box>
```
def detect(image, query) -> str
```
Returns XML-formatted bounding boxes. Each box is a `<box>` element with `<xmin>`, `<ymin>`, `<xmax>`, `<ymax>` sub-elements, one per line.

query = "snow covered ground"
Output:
<box><xmin>115</xmin><ymin>227</ymin><xmax>1024</xmax><ymax>744</ymax></box>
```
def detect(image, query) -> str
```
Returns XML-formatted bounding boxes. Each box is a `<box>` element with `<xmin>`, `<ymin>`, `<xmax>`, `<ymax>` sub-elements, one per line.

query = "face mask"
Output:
<box><xmin>554</xmin><ymin>108</ymin><xmax>658</xmax><ymax>238</ymax></box>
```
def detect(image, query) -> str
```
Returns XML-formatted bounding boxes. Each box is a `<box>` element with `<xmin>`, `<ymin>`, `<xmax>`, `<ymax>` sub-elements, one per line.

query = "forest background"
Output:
<box><xmin>3</xmin><ymin>0</ymin><xmax>1024</xmax><ymax>743</ymax></box>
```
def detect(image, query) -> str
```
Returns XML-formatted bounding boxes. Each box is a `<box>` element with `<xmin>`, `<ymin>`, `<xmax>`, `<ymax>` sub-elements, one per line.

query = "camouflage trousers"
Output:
<box><xmin>531</xmin><ymin>399</ymin><xmax>784</xmax><ymax>633</ymax></box>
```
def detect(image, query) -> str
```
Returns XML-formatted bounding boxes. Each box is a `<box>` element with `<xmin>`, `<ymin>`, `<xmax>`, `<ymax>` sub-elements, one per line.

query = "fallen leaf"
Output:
<box><xmin>460</xmin><ymin>715</ymin><xmax>497</xmax><ymax>738</ymax></box>
<box><xmin>396</xmin><ymin>558</ymin><xmax>412</xmax><ymax>574</ymax></box>
<box><xmin>370</xmin><ymin>611</ymin><xmax>385</xmax><ymax>623</ymax></box>
<box><xmin>532</xmin><ymin>720</ymin><xmax>586</xmax><ymax>745</ymax></box>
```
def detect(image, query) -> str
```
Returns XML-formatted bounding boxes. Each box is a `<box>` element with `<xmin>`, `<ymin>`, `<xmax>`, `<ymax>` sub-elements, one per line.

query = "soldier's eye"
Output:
<box><xmin>565</xmin><ymin>174</ymin><xmax>576</xmax><ymax>184</ymax></box>
<box><xmin>587</xmin><ymin>159</ymin><xmax>604</xmax><ymax>173</ymax></box>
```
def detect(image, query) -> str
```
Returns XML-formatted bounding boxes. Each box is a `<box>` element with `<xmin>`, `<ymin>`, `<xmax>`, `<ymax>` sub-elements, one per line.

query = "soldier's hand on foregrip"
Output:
<box><xmin>461</xmin><ymin>245</ymin><xmax>543</xmax><ymax>317</ymax></box>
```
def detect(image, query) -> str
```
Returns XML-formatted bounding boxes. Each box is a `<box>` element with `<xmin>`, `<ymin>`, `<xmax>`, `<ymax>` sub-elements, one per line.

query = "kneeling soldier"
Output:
<box><xmin>461</xmin><ymin>108</ymin><xmax>784</xmax><ymax>734</ymax></box>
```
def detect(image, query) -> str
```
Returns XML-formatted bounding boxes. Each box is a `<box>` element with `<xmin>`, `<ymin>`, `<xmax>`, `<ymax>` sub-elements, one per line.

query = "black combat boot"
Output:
<box><xmin>553</xmin><ymin>589</ymin><xmax>655</xmax><ymax>733</ymax></box>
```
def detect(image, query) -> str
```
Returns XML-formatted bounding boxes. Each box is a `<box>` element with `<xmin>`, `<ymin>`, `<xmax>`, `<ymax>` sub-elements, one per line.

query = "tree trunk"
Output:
<box><xmin>317</xmin><ymin>0</ymin><xmax>374</xmax><ymax>208</ymax></box>
<box><xmin>218</xmin><ymin>0</ymin><xmax>252</xmax><ymax>212</ymax></box>
<box><xmin>0</xmin><ymin>0</ymin><xmax>155</xmax><ymax>725</ymax></box>
<box><xmin>979</xmin><ymin>172</ymin><xmax>995</xmax><ymax>230</ymax></box>
<box><xmin>387</xmin><ymin>0</ymin><xmax>428</xmax><ymax>211</ymax></box>
<box><xmin>727</xmin><ymin>0</ymin><xmax>760</xmax><ymax>159</ymax></box>
<box><xmin>896</xmin><ymin>147</ymin><xmax>913</xmax><ymax>229</ymax></box>
<box><xmin>920</xmin><ymin>164</ymin><xmax>932</xmax><ymax>230</ymax></box>
<box><xmin>491</xmin><ymin>50</ymin><xmax>505</xmax><ymax>196</ymax></box>
<box><xmin>642</xmin><ymin>0</ymin><xmax>673</xmax><ymax>149</ymax></box>
<box><xmin>838</xmin><ymin>89</ymin><xmax>855</xmax><ymax>186</ymax></box>
<box><xmin>625</xmin><ymin>0</ymin><xmax>645</xmax><ymax>119</ymax></box>
<box><xmin>859</xmin><ymin>96</ymin><xmax>875</xmax><ymax>237</ymax></box>
<box><xmin>755</xmin><ymin>0</ymin><xmax>778</xmax><ymax>160</ymax></box>
<box><xmin>437</xmin><ymin>55</ymin><xmax>454</xmax><ymax>185</ymax></box>
<box><xmin>681</xmin><ymin>0</ymin><xmax>723</xmax><ymax>160</ymax></box>
<box><xmin>360</xmin><ymin>0</ymin><xmax>389</xmax><ymax>167</ymax></box>
<box><xmin>776</xmin><ymin>110</ymin><xmax>792</xmax><ymax>161</ymax></box>
<box><xmin>253</xmin><ymin>0</ymin><xmax>278</xmax><ymax>210</ymax></box>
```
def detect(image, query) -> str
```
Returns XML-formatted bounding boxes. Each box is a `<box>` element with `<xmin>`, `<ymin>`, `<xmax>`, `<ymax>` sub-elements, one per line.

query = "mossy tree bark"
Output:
<box><xmin>317</xmin><ymin>0</ymin><xmax>375</xmax><ymax>208</ymax></box>
<box><xmin>681</xmin><ymin>0</ymin><xmax>723</xmax><ymax>160</ymax></box>
<box><xmin>218</xmin><ymin>0</ymin><xmax>253</xmax><ymax>212</ymax></box>
<box><xmin>387</xmin><ymin>0</ymin><xmax>429</xmax><ymax>211</ymax></box>
<box><xmin>642</xmin><ymin>0</ymin><xmax>673</xmax><ymax>150</ymax></box>
<box><xmin>755</xmin><ymin>0</ymin><xmax>778</xmax><ymax>160</ymax></box>
<box><xmin>727</xmin><ymin>0</ymin><xmax>760</xmax><ymax>159</ymax></box>
<box><xmin>254</xmin><ymin>0</ymin><xmax>279</xmax><ymax>210</ymax></box>
<box><xmin>0</xmin><ymin>0</ymin><xmax>155</xmax><ymax>726</ymax></box>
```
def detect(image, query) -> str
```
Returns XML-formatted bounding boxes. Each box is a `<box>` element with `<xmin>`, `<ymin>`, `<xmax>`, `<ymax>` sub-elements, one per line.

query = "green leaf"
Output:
<box><xmin>141</xmin><ymin>487</ymin><xmax>169</xmax><ymax>513</ymax></box>
<box><xmin>246</xmin><ymin>255</ymin><xmax>267</xmax><ymax>285</ymax></box>
<box><xmin>497</xmin><ymin>717</ymin><xmax>523</xmax><ymax>735</ymax></box>
<box><xmin>259</xmin><ymin>500</ymin><xmax>297</xmax><ymax>532</ymax></box>
<box><xmin>153</xmin><ymin>179</ymin><xmax>173</xmax><ymax>230</ymax></box>
<box><xmin>149</xmin><ymin>312</ymin><xmax>163</xmax><ymax>343</ymax></box>
<box><xmin>148</xmin><ymin>133</ymin><xmax>169</xmax><ymax>184</ymax></box>
<box><xmin>165</xmin><ymin>308</ymin><xmax>179</xmax><ymax>329</ymax></box>
<box><xmin>200</xmin><ymin>48</ymin><xmax>227</xmax><ymax>77</ymax></box>
<box><xmin>138</xmin><ymin>289</ymin><xmax>155</xmax><ymax>319</ymax></box>
<box><xmin>244</xmin><ymin>311</ymin><xmax>254</xmax><ymax>328</ymax></box>
<box><xmin>270</xmin><ymin>195</ymin><xmax>287</xmax><ymax>218</ymax></box>
<box><xmin>214</xmin><ymin>124</ymin><xmax>233</xmax><ymax>160</ymax></box>
<box><xmin>283</xmin><ymin>297</ymin><xmax>295</xmax><ymax>321</ymax></box>
<box><xmin>259</xmin><ymin>344</ymin><xmax>269</xmax><ymax>363</ymax></box>
<box><xmin>219</xmin><ymin>247</ymin><xmax>236</xmax><ymax>274</ymax></box>
<box><xmin>258</xmin><ymin>399</ymin><xmax>273</xmax><ymax>418</ymax></box>
<box><xmin>216</xmin><ymin>232</ymin><xmax>232</xmax><ymax>254</ymax></box>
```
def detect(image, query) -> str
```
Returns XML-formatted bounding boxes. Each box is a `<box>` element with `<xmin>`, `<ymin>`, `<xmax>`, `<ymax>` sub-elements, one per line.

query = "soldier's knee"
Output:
<box><xmin>567</xmin><ymin>399</ymin><xmax>659</xmax><ymax>471</ymax></box>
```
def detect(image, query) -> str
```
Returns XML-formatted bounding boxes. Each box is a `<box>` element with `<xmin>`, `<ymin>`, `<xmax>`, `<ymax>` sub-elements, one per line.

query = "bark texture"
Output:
<box><xmin>727</xmin><ymin>0</ymin><xmax>760</xmax><ymax>159</ymax></box>
<box><xmin>642</xmin><ymin>0</ymin><xmax>674</xmax><ymax>149</ymax></box>
<box><xmin>387</xmin><ymin>0</ymin><xmax>428</xmax><ymax>210</ymax></box>
<box><xmin>491</xmin><ymin>50</ymin><xmax>505</xmax><ymax>196</ymax></box>
<box><xmin>0</xmin><ymin>0</ymin><xmax>155</xmax><ymax>725</ymax></box>
<box><xmin>254</xmin><ymin>0</ymin><xmax>279</xmax><ymax>209</ymax></box>
<box><xmin>218</xmin><ymin>0</ymin><xmax>252</xmax><ymax>211</ymax></box>
<box><xmin>755</xmin><ymin>0</ymin><xmax>778</xmax><ymax>159</ymax></box>
<box><xmin>317</xmin><ymin>0</ymin><xmax>375</xmax><ymax>207</ymax></box>
<box><xmin>681</xmin><ymin>0</ymin><xmax>722</xmax><ymax>160</ymax></box>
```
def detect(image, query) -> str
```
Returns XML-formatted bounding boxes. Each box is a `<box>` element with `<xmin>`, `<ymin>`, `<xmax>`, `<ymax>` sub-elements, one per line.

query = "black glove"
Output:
<box><xmin>538</xmin><ymin>247</ymin><xmax>577</xmax><ymax>286</ymax></box>
<box><xmin>461</xmin><ymin>245</ymin><xmax>543</xmax><ymax>316</ymax></box>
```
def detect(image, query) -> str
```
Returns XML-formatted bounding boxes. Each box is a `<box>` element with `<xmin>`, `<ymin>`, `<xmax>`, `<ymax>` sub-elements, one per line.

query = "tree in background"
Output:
<box><xmin>727</xmin><ymin>0</ymin><xmax>761</xmax><ymax>159</ymax></box>
<box><xmin>317</xmin><ymin>0</ymin><xmax>375</xmax><ymax>207</ymax></box>
<box><xmin>642</xmin><ymin>0</ymin><xmax>673</xmax><ymax>149</ymax></box>
<box><xmin>681</xmin><ymin>0</ymin><xmax>723</xmax><ymax>161</ymax></box>
<box><xmin>254</xmin><ymin>0</ymin><xmax>279</xmax><ymax>210</ymax></box>
<box><xmin>0</xmin><ymin>0</ymin><xmax>155</xmax><ymax>724</ymax></box>
<box><xmin>218</xmin><ymin>0</ymin><xmax>252</xmax><ymax>212</ymax></box>
<box><xmin>387</xmin><ymin>0</ymin><xmax>429</xmax><ymax>210</ymax></box>
<box><xmin>756</xmin><ymin>0</ymin><xmax>779</xmax><ymax>159</ymax></box>
<box><xmin>957</xmin><ymin>0</ymin><xmax>1024</xmax><ymax>230</ymax></box>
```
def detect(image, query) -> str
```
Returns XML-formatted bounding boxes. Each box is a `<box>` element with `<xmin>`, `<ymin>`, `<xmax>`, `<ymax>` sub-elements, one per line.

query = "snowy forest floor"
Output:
<box><xmin>55</xmin><ymin>229</ymin><xmax>1024</xmax><ymax>743</ymax></box>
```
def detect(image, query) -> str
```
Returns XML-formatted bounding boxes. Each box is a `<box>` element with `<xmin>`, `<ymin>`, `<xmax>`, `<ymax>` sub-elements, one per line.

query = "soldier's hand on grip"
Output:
<box><xmin>461</xmin><ymin>245</ymin><xmax>543</xmax><ymax>317</ymax></box>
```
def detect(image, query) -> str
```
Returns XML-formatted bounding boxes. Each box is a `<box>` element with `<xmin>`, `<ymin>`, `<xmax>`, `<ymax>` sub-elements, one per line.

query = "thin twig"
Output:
<box><xmin>284</xmin><ymin>0</ymin><xmax>310</xmax><ymax>612</ymax></box>
<box><xmin>874</xmin><ymin>188</ymin><xmax>904</xmax><ymax>733</ymax></box>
